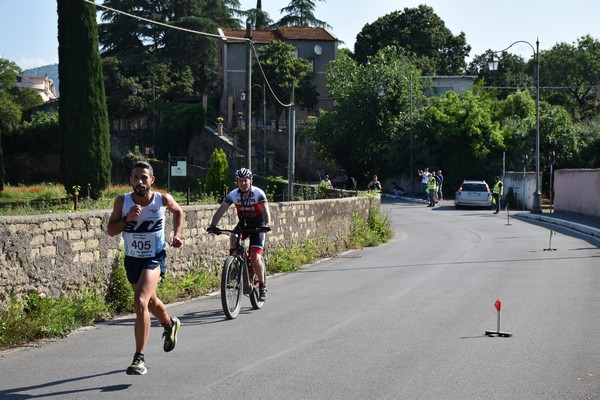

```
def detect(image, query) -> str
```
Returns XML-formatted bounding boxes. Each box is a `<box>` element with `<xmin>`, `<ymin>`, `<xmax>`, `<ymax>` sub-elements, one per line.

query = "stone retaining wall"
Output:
<box><xmin>0</xmin><ymin>196</ymin><xmax>378</xmax><ymax>307</ymax></box>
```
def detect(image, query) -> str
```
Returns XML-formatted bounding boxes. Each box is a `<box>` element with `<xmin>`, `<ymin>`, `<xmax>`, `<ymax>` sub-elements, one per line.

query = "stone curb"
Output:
<box><xmin>514</xmin><ymin>212</ymin><xmax>600</xmax><ymax>239</ymax></box>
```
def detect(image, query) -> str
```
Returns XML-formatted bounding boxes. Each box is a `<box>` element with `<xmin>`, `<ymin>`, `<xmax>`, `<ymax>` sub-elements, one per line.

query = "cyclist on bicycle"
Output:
<box><xmin>207</xmin><ymin>168</ymin><xmax>272</xmax><ymax>301</ymax></box>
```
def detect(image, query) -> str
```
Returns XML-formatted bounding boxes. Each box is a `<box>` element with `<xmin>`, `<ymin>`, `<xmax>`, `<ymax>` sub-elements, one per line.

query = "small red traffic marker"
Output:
<box><xmin>485</xmin><ymin>299</ymin><xmax>512</xmax><ymax>337</ymax></box>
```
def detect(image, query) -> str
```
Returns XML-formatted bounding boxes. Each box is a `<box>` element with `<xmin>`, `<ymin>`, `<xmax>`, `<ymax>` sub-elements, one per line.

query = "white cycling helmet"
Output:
<box><xmin>235</xmin><ymin>168</ymin><xmax>253</xmax><ymax>179</ymax></box>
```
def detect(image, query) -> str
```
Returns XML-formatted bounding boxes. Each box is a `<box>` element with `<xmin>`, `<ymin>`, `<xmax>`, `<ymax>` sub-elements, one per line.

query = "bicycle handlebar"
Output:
<box><xmin>207</xmin><ymin>225</ymin><xmax>271</xmax><ymax>236</ymax></box>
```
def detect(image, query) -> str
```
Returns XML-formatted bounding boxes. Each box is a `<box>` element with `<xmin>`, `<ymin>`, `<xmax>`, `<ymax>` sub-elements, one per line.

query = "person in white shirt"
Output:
<box><xmin>107</xmin><ymin>161</ymin><xmax>184</xmax><ymax>375</ymax></box>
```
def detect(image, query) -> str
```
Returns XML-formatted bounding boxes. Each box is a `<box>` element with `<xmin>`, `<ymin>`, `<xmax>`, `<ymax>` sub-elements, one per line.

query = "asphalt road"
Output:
<box><xmin>1</xmin><ymin>198</ymin><xmax>600</xmax><ymax>400</ymax></box>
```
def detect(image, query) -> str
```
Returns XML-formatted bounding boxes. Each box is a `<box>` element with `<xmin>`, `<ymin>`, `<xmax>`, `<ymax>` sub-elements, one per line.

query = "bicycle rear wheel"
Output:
<box><xmin>249</xmin><ymin>274</ymin><xmax>265</xmax><ymax>310</ymax></box>
<box><xmin>221</xmin><ymin>255</ymin><xmax>243</xmax><ymax>319</ymax></box>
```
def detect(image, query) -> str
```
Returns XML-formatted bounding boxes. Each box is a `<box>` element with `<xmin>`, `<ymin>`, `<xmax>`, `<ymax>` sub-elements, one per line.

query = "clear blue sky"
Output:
<box><xmin>2</xmin><ymin>0</ymin><xmax>600</xmax><ymax>70</ymax></box>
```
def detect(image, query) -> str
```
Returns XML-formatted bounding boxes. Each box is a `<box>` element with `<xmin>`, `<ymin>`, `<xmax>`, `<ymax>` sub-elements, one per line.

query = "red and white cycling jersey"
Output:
<box><xmin>224</xmin><ymin>186</ymin><xmax>268</xmax><ymax>226</ymax></box>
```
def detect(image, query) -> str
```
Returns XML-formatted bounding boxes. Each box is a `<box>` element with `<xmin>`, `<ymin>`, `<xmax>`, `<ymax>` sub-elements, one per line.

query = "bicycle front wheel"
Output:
<box><xmin>221</xmin><ymin>255</ymin><xmax>243</xmax><ymax>319</ymax></box>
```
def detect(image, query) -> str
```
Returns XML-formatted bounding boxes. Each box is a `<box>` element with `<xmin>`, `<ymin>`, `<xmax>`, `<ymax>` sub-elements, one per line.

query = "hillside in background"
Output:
<box><xmin>23</xmin><ymin>63</ymin><xmax>59</xmax><ymax>96</ymax></box>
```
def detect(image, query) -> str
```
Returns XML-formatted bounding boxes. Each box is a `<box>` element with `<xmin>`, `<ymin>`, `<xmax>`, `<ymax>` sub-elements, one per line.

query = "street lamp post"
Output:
<box><xmin>488</xmin><ymin>39</ymin><xmax>541</xmax><ymax>213</ymax></box>
<box><xmin>408</xmin><ymin>75</ymin><xmax>414</xmax><ymax>194</ymax></box>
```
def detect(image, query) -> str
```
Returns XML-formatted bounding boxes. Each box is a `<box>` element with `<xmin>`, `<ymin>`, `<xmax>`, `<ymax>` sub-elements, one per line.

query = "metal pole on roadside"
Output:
<box><xmin>287</xmin><ymin>81</ymin><xmax>295</xmax><ymax>200</ymax></box>
<box><xmin>549</xmin><ymin>151</ymin><xmax>555</xmax><ymax>213</ymax></box>
<box><xmin>245</xmin><ymin>22</ymin><xmax>252</xmax><ymax>170</ymax></box>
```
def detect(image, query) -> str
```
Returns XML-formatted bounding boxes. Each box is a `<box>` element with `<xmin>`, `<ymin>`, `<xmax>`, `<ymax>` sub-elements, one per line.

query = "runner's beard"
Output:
<box><xmin>133</xmin><ymin>185</ymin><xmax>149</xmax><ymax>197</ymax></box>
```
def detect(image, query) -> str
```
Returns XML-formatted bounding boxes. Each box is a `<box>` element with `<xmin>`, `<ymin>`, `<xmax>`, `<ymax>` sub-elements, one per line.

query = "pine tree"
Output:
<box><xmin>275</xmin><ymin>0</ymin><xmax>330</xmax><ymax>28</ymax></box>
<box><xmin>57</xmin><ymin>0</ymin><xmax>112</xmax><ymax>199</ymax></box>
<box><xmin>247</xmin><ymin>0</ymin><xmax>272</xmax><ymax>30</ymax></box>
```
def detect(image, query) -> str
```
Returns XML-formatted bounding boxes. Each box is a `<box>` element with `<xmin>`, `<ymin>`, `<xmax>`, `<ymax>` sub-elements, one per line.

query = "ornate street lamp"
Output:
<box><xmin>488</xmin><ymin>39</ymin><xmax>541</xmax><ymax>213</ymax></box>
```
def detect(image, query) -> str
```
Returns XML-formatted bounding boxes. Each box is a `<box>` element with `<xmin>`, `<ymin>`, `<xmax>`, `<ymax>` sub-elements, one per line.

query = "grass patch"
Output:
<box><xmin>266</xmin><ymin>201</ymin><xmax>392</xmax><ymax>274</ymax></box>
<box><xmin>0</xmin><ymin>289</ymin><xmax>111</xmax><ymax>348</ymax></box>
<box><xmin>267</xmin><ymin>238</ymin><xmax>322</xmax><ymax>273</ymax></box>
<box><xmin>348</xmin><ymin>209</ymin><xmax>393</xmax><ymax>248</ymax></box>
<box><xmin>0</xmin><ymin>254</ymin><xmax>220</xmax><ymax>349</ymax></box>
<box><xmin>157</xmin><ymin>266</ymin><xmax>220</xmax><ymax>304</ymax></box>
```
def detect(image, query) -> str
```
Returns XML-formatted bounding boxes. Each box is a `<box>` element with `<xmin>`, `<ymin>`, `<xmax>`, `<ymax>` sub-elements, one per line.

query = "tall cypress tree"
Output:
<box><xmin>57</xmin><ymin>0</ymin><xmax>111</xmax><ymax>199</ymax></box>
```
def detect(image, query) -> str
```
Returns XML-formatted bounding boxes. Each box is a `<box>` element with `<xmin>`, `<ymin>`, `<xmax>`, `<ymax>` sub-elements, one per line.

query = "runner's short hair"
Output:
<box><xmin>132</xmin><ymin>160</ymin><xmax>153</xmax><ymax>177</ymax></box>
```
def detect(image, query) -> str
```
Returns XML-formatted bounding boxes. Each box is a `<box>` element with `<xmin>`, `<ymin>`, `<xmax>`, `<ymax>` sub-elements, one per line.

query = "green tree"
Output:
<box><xmin>0</xmin><ymin>58</ymin><xmax>23</xmax><ymax>89</ymax></box>
<box><xmin>0</xmin><ymin>91</ymin><xmax>20</xmax><ymax>190</ymax></box>
<box><xmin>7</xmin><ymin>111</ymin><xmax>60</xmax><ymax>156</ymax></box>
<box><xmin>421</xmin><ymin>90</ymin><xmax>503</xmax><ymax>191</ymax></box>
<box><xmin>204</xmin><ymin>148</ymin><xmax>230</xmax><ymax>198</ymax></box>
<box><xmin>99</xmin><ymin>0</ymin><xmax>239</xmax><ymax>91</ymax></box>
<box><xmin>467</xmin><ymin>51</ymin><xmax>533</xmax><ymax>100</ymax></box>
<box><xmin>307</xmin><ymin>47</ymin><xmax>424</xmax><ymax>179</ymax></box>
<box><xmin>58</xmin><ymin>0</ymin><xmax>112</xmax><ymax>199</ymax></box>
<box><xmin>353</xmin><ymin>5</ymin><xmax>470</xmax><ymax>75</ymax></box>
<box><xmin>540</xmin><ymin>35</ymin><xmax>600</xmax><ymax>121</ymax></box>
<box><xmin>492</xmin><ymin>85</ymin><xmax>580</xmax><ymax>172</ymax></box>
<box><xmin>0</xmin><ymin>60</ymin><xmax>22</xmax><ymax>137</ymax></box>
<box><xmin>539</xmin><ymin>105</ymin><xmax>579</xmax><ymax>171</ymax></box>
<box><xmin>154</xmin><ymin>102</ymin><xmax>204</xmax><ymax>160</ymax></box>
<box><xmin>98</xmin><ymin>0</ymin><xmax>240</xmax><ymax>131</ymax></box>
<box><xmin>253</xmin><ymin>40</ymin><xmax>314</xmax><ymax>127</ymax></box>
<box><xmin>275</xmin><ymin>0</ymin><xmax>330</xmax><ymax>28</ymax></box>
<box><xmin>246</xmin><ymin>0</ymin><xmax>273</xmax><ymax>30</ymax></box>
<box><xmin>0</xmin><ymin>58</ymin><xmax>44</xmax><ymax>190</ymax></box>
<box><xmin>493</xmin><ymin>90</ymin><xmax>536</xmax><ymax>171</ymax></box>
<box><xmin>576</xmin><ymin>118</ymin><xmax>600</xmax><ymax>168</ymax></box>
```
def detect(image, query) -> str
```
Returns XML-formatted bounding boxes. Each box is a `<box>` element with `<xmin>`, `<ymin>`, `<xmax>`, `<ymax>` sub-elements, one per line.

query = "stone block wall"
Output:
<box><xmin>0</xmin><ymin>196</ymin><xmax>378</xmax><ymax>306</ymax></box>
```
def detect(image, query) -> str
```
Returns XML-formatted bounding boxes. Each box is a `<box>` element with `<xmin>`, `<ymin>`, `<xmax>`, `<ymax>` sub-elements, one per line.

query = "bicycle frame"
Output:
<box><xmin>231</xmin><ymin>230</ymin><xmax>255</xmax><ymax>295</ymax></box>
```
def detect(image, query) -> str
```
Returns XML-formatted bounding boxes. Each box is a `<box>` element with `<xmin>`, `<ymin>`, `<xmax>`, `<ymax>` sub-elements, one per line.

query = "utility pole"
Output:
<box><xmin>245</xmin><ymin>22</ymin><xmax>252</xmax><ymax>170</ymax></box>
<box><xmin>287</xmin><ymin>81</ymin><xmax>295</xmax><ymax>200</ymax></box>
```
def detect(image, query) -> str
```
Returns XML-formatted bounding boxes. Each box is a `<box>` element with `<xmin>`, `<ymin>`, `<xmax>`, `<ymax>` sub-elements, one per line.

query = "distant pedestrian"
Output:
<box><xmin>418</xmin><ymin>168</ymin><xmax>430</xmax><ymax>201</ymax></box>
<box><xmin>367</xmin><ymin>175</ymin><xmax>382</xmax><ymax>191</ymax></box>
<box><xmin>492</xmin><ymin>175</ymin><xmax>503</xmax><ymax>214</ymax></box>
<box><xmin>427</xmin><ymin>173</ymin><xmax>437</xmax><ymax>207</ymax></box>
<box><xmin>393</xmin><ymin>182</ymin><xmax>406</xmax><ymax>198</ymax></box>
<box><xmin>432</xmin><ymin>171</ymin><xmax>439</xmax><ymax>203</ymax></box>
<box><xmin>436</xmin><ymin>170</ymin><xmax>444</xmax><ymax>200</ymax></box>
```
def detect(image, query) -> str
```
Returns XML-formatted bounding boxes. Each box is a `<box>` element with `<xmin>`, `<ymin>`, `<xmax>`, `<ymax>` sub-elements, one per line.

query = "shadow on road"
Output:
<box><xmin>0</xmin><ymin>370</ymin><xmax>127</xmax><ymax>399</ymax></box>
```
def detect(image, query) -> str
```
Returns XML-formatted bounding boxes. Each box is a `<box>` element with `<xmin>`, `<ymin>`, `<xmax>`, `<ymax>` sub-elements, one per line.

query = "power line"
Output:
<box><xmin>482</xmin><ymin>85</ymin><xmax>600</xmax><ymax>90</ymax></box>
<box><xmin>84</xmin><ymin>0</ymin><xmax>298</xmax><ymax>109</ymax></box>
<box><xmin>251</xmin><ymin>43</ymin><xmax>294</xmax><ymax>108</ymax></box>
<box><xmin>83</xmin><ymin>0</ymin><xmax>245</xmax><ymax>42</ymax></box>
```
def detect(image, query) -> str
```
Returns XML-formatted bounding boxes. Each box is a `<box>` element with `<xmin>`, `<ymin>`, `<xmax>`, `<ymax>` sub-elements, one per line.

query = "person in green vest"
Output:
<box><xmin>427</xmin><ymin>174</ymin><xmax>437</xmax><ymax>207</ymax></box>
<box><xmin>492</xmin><ymin>175</ymin><xmax>503</xmax><ymax>214</ymax></box>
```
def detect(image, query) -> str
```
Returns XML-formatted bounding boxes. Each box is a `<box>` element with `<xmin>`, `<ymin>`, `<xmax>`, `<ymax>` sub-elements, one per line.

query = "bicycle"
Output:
<box><xmin>208</xmin><ymin>226</ymin><xmax>269</xmax><ymax>319</ymax></box>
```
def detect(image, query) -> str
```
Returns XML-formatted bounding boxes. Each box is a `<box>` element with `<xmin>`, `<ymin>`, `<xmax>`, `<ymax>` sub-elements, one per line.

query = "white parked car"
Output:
<box><xmin>455</xmin><ymin>180</ymin><xmax>492</xmax><ymax>209</ymax></box>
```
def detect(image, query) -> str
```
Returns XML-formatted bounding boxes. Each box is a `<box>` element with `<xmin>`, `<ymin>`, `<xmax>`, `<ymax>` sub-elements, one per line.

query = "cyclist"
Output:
<box><xmin>207</xmin><ymin>168</ymin><xmax>272</xmax><ymax>301</ymax></box>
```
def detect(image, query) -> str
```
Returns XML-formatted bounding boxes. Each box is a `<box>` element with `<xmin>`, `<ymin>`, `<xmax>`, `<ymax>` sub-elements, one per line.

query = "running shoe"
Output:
<box><xmin>126</xmin><ymin>354</ymin><xmax>147</xmax><ymax>375</ymax></box>
<box><xmin>259</xmin><ymin>285</ymin><xmax>268</xmax><ymax>301</ymax></box>
<box><xmin>163</xmin><ymin>317</ymin><xmax>180</xmax><ymax>352</ymax></box>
